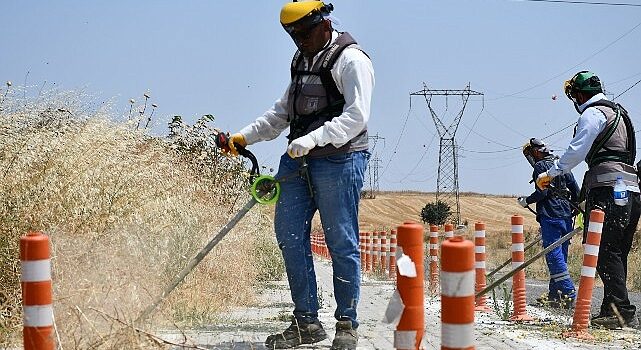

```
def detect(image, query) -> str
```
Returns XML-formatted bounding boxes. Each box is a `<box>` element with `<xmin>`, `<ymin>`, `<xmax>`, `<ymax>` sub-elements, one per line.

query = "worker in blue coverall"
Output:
<box><xmin>517</xmin><ymin>138</ymin><xmax>580</xmax><ymax>307</ymax></box>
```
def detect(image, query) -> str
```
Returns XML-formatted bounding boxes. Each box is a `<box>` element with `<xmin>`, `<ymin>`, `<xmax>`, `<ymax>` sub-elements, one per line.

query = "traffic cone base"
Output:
<box><xmin>562</xmin><ymin>330</ymin><xmax>594</xmax><ymax>340</ymax></box>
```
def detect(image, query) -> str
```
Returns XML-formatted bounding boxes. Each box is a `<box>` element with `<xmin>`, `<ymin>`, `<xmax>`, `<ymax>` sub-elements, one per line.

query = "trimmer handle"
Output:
<box><xmin>214</xmin><ymin>131</ymin><xmax>260</xmax><ymax>178</ymax></box>
<box><xmin>215</xmin><ymin>132</ymin><xmax>251</xmax><ymax>158</ymax></box>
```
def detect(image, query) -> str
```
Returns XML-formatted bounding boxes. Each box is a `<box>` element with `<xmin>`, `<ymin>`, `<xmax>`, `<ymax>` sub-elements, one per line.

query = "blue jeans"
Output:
<box><xmin>540</xmin><ymin>216</ymin><xmax>576</xmax><ymax>300</ymax></box>
<box><xmin>274</xmin><ymin>150</ymin><xmax>369</xmax><ymax>329</ymax></box>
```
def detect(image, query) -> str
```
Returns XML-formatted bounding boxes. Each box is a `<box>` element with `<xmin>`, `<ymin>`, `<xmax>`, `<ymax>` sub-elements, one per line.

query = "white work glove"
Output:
<box><xmin>517</xmin><ymin>197</ymin><xmax>528</xmax><ymax>208</ymax></box>
<box><xmin>287</xmin><ymin>134</ymin><xmax>317</xmax><ymax>158</ymax></box>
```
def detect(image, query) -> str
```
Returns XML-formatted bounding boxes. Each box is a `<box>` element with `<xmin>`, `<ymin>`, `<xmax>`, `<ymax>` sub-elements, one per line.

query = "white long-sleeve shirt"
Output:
<box><xmin>239</xmin><ymin>30</ymin><xmax>375</xmax><ymax>148</ymax></box>
<box><xmin>548</xmin><ymin>93</ymin><xmax>608</xmax><ymax>178</ymax></box>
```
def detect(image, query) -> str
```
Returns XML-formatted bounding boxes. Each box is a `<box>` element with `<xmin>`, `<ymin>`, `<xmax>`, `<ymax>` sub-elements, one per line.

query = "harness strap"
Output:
<box><xmin>585</xmin><ymin>100</ymin><xmax>635</xmax><ymax>167</ymax></box>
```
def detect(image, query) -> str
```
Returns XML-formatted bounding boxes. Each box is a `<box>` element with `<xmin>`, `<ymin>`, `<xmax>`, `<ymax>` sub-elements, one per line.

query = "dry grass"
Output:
<box><xmin>0</xmin><ymin>88</ymin><xmax>283</xmax><ymax>348</ymax></box>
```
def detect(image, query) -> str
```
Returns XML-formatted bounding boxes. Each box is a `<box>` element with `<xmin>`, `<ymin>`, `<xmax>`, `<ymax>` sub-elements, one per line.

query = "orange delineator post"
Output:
<box><xmin>510</xmin><ymin>215</ymin><xmax>533</xmax><ymax>321</ymax></box>
<box><xmin>444</xmin><ymin>223</ymin><xmax>454</xmax><ymax>239</ymax></box>
<box><xmin>360</xmin><ymin>232</ymin><xmax>365</xmax><ymax>272</ymax></box>
<box><xmin>20</xmin><ymin>231</ymin><xmax>55</xmax><ymax>350</ymax></box>
<box><xmin>312</xmin><ymin>232</ymin><xmax>318</xmax><ymax>255</ymax></box>
<box><xmin>366</xmin><ymin>232</ymin><xmax>372</xmax><ymax>272</ymax></box>
<box><xmin>324</xmin><ymin>233</ymin><xmax>330</xmax><ymax>259</ymax></box>
<box><xmin>429</xmin><ymin>225</ymin><xmax>439</xmax><ymax>294</ymax></box>
<box><xmin>381</xmin><ymin>232</ymin><xmax>388</xmax><ymax>274</ymax></box>
<box><xmin>564</xmin><ymin>209</ymin><xmax>604</xmax><ymax>340</ymax></box>
<box><xmin>395</xmin><ymin>222</ymin><xmax>425</xmax><ymax>349</ymax></box>
<box><xmin>474</xmin><ymin>222</ymin><xmax>491</xmax><ymax>312</ymax></box>
<box><xmin>373</xmin><ymin>231</ymin><xmax>380</xmax><ymax>271</ymax></box>
<box><xmin>389</xmin><ymin>229</ymin><xmax>397</xmax><ymax>279</ymax></box>
<box><xmin>441</xmin><ymin>236</ymin><xmax>475</xmax><ymax>350</ymax></box>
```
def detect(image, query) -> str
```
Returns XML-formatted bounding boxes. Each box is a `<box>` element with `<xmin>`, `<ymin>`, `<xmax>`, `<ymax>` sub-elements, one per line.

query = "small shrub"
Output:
<box><xmin>420</xmin><ymin>200</ymin><xmax>451</xmax><ymax>226</ymax></box>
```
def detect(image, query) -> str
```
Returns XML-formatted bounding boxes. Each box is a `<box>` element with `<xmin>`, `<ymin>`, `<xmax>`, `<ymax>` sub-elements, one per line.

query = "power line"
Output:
<box><xmin>541</xmin><ymin>120</ymin><xmax>577</xmax><ymax>140</ymax></box>
<box><xmin>460</xmin><ymin>95</ymin><xmax>485</xmax><ymax>146</ymax></box>
<box><xmin>397</xmin><ymin>132</ymin><xmax>438</xmax><ymax>182</ymax></box>
<box><xmin>484</xmin><ymin>109</ymin><xmax>529</xmax><ymax>138</ymax></box>
<box><xmin>614</xmin><ymin>78</ymin><xmax>641</xmax><ymax>100</ymax></box>
<box><xmin>513</xmin><ymin>0</ymin><xmax>641</xmax><ymax>7</ymax></box>
<box><xmin>460</xmin><ymin>119</ymin><xmax>577</xmax><ymax>154</ymax></box>
<box><xmin>488</xmin><ymin>20</ymin><xmax>641</xmax><ymax>100</ymax></box>
<box><xmin>380</xmin><ymin>96</ymin><xmax>413</xmax><ymax>178</ymax></box>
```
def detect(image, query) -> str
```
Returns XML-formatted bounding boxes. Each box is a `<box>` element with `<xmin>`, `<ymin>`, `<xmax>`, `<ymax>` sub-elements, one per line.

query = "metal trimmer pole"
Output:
<box><xmin>136</xmin><ymin>197</ymin><xmax>259</xmax><ymax>323</ymax></box>
<box><xmin>486</xmin><ymin>237</ymin><xmax>542</xmax><ymax>279</ymax></box>
<box><xmin>476</xmin><ymin>227</ymin><xmax>581</xmax><ymax>298</ymax></box>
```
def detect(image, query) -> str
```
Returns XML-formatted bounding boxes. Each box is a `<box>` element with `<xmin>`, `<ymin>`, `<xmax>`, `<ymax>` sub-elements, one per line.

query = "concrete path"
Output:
<box><xmin>160</xmin><ymin>257</ymin><xmax>641</xmax><ymax>349</ymax></box>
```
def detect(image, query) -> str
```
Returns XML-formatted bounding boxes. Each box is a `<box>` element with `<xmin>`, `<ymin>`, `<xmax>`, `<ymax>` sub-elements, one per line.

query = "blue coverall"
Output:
<box><xmin>526</xmin><ymin>156</ymin><xmax>580</xmax><ymax>301</ymax></box>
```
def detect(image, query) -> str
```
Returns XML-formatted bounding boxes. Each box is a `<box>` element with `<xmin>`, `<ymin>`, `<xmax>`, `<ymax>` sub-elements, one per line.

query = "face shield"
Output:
<box><xmin>282</xmin><ymin>3</ymin><xmax>334</xmax><ymax>49</ymax></box>
<box><xmin>523</xmin><ymin>138</ymin><xmax>550</xmax><ymax>167</ymax></box>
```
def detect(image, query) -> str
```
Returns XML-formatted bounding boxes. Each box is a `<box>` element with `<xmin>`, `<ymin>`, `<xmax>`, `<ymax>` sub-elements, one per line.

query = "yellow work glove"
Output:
<box><xmin>225</xmin><ymin>133</ymin><xmax>247</xmax><ymax>157</ymax></box>
<box><xmin>536</xmin><ymin>171</ymin><xmax>552</xmax><ymax>190</ymax></box>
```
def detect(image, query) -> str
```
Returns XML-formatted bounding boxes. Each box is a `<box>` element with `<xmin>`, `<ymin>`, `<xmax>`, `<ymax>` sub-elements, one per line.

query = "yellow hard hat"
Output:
<box><xmin>280</xmin><ymin>1</ymin><xmax>325</xmax><ymax>26</ymax></box>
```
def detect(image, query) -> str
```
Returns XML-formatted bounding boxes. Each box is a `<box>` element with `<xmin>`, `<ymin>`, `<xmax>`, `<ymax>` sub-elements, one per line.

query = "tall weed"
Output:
<box><xmin>0</xmin><ymin>88</ymin><xmax>282</xmax><ymax>348</ymax></box>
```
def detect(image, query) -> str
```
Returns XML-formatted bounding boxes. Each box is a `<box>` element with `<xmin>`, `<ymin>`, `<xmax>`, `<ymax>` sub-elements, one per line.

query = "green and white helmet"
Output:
<box><xmin>564</xmin><ymin>71</ymin><xmax>603</xmax><ymax>100</ymax></box>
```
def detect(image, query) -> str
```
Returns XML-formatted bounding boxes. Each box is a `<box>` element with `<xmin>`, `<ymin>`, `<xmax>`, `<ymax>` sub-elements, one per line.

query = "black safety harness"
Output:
<box><xmin>287</xmin><ymin>32</ymin><xmax>367</xmax><ymax>142</ymax></box>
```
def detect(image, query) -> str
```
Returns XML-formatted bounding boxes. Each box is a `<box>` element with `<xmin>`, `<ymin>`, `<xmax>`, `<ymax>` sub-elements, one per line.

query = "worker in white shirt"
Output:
<box><xmin>537</xmin><ymin>71</ymin><xmax>640</xmax><ymax>329</ymax></box>
<box><xmin>225</xmin><ymin>2</ymin><xmax>373</xmax><ymax>349</ymax></box>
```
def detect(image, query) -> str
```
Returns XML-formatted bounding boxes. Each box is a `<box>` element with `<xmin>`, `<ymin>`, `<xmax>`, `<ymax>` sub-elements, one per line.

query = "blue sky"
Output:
<box><xmin>2</xmin><ymin>1</ymin><xmax>640</xmax><ymax>195</ymax></box>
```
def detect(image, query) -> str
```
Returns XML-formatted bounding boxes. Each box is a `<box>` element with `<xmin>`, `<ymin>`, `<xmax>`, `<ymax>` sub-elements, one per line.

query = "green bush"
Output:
<box><xmin>420</xmin><ymin>200</ymin><xmax>452</xmax><ymax>226</ymax></box>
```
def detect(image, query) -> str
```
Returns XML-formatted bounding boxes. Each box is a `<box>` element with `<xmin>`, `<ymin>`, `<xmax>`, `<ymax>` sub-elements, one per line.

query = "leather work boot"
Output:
<box><xmin>264</xmin><ymin>318</ymin><xmax>327</xmax><ymax>349</ymax></box>
<box><xmin>330</xmin><ymin>320</ymin><xmax>358</xmax><ymax>350</ymax></box>
<box><xmin>591</xmin><ymin>315</ymin><xmax>639</xmax><ymax>329</ymax></box>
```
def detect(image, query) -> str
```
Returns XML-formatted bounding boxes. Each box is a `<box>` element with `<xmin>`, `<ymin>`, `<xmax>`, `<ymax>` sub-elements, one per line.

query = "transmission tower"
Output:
<box><xmin>410</xmin><ymin>83</ymin><xmax>483</xmax><ymax>224</ymax></box>
<box><xmin>364</xmin><ymin>134</ymin><xmax>385</xmax><ymax>199</ymax></box>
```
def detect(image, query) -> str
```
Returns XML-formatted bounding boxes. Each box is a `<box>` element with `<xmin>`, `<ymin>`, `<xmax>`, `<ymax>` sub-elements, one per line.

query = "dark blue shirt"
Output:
<box><xmin>526</xmin><ymin>157</ymin><xmax>580</xmax><ymax>222</ymax></box>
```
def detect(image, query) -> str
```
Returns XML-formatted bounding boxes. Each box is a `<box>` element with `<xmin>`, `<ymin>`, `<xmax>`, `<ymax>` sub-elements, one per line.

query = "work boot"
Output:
<box><xmin>591</xmin><ymin>315</ymin><xmax>639</xmax><ymax>329</ymax></box>
<box><xmin>330</xmin><ymin>320</ymin><xmax>358</xmax><ymax>350</ymax></box>
<box><xmin>265</xmin><ymin>318</ymin><xmax>327</xmax><ymax>349</ymax></box>
<box><xmin>535</xmin><ymin>294</ymin><xmax>574</xmax><ymax>309</ymax></box>
<box><xmin>547</xmin><ymin>296</ymin><xmax>575</xmax><ymax>310</ymax></box>
<box><xmin>534</xmin><ymin>294</ymin><xmax>548</xmax><ymax>306</ymax></box>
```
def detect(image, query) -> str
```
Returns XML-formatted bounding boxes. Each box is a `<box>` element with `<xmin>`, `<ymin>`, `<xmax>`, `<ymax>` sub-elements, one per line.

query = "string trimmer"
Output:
<box><xmin>136</xmin><ymin>132</ymin><xmax>284</xmax><ymax>322</ymax></box>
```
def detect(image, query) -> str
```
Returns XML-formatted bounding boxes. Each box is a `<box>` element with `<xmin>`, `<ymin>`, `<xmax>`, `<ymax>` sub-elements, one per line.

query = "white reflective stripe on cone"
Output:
<box><xmin>475</xmin><ymin>261</ymin><xmax>486</xmax><ymax>269</ymax></box>
<box><xmin>588</xmin><ymin>221</ymin><xmax>603</xmax><ymax>233</ymax></box>
<box><xmin>581</xmin><ymin>266</ymin><xmax>597</xmax><ymax>277</ymax></box>
<box><xmin>474</xmin><ymin>231</ymin><xmax>485</xmax><ymax>238</ymax></box>
<box><xmin>430</xmin><ymin>244</ymin><xmax>438</xmax><ymax>250</ymax></box>
<box><xmin>445</xmin><ymin>232</ymin><xmax>454</xmax><ymax>238</ymax></box>
<box><xmin>20</xmin><ymin>259</ymin><xmax>51</xmax><ymax>282</ymax></box>
<box><xmin>583</xmin><ymin>244</ymin><xmax>600</xmax><ymax>257</ymax></box>
<box><xmin>512</xmin><ymin>261</ymin><xmax>524</xmax><ymax>269</ymax></box>
<box><xmin>441</xmin><ymin>270</ymin><xmax>475</xmax><ymax>297</ymax></box>
<box><xmin>431</xmin><ymin>256</ymin><xmax>438</xmax><ymax>261</ymax></box>
<box><xmin>442</xmin><ymin>323</ymin><xmax>474</xmax><ymax>348</ymax></box>
<box><xmin>511</xmin><ymin>243</ymin><xmax>524</xmax><ymax>252</ymax></box>
<box><xmin>23</xmin><ymin>305</ymin><xmax>53</xmax><ymax>327</ymax></box>
<box><xmin>511</xmin><ymin>225</ymin><xmax>523</xmax><ymax>233</ymax></box>
<box><xmin>394</xmin><ymin>330</ymin><xmax>417</xmax><ymax>349</ymax></box>
<box><xmin>475</xmin><ymin>246</ymin><xmax>485</xmax><ymax>253</ymax></box>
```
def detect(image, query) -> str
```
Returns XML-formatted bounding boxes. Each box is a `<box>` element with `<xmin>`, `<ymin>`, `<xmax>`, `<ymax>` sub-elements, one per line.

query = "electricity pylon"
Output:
<box><xmin>364</xmin><ymin>134</ymin><xmax>385</xmax><ymax>199</ymax></box>
<box><xmin>410</xmin><ymin>83</ymin><xmax>483</xmax><ymax>224</ymax></box>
